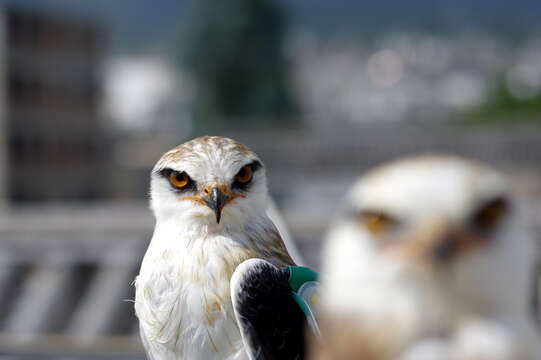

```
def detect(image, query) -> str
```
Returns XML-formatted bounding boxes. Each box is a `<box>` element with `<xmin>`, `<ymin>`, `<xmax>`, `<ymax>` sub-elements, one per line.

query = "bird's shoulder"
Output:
<box><xmin>245</xmin><ymin>220</ymin><xmax>296</xmax><ymax>267</ymax></box>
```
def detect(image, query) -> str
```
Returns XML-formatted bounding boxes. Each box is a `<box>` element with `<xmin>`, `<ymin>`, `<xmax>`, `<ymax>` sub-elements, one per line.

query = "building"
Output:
<box><xmin>0</xmin><ymin>7</ymin><xmax>107</xmax><ymax>203</ymax></box>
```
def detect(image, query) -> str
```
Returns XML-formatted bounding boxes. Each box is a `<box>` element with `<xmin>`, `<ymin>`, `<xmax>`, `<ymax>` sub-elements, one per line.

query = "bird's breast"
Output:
<box><xmin>135</xmin><ymin>235</ymin><xmax>260</xmax><ymax>359</ymax></box>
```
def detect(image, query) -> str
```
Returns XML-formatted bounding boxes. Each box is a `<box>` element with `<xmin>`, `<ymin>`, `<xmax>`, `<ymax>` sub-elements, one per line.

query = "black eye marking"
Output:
<box><xmin>471</xmin><ymin>196</ymin><xmax>509</xmax><ymax>233</ymax></box>
<box><xmin>157</xmin><ymin>168</ymin><xmax>197</xmax><ymax>193</ymax></box>
<box><xmin>232</xmin><ymin>160</ymin><xmax>262</xmax><ymax>191</ymax></box>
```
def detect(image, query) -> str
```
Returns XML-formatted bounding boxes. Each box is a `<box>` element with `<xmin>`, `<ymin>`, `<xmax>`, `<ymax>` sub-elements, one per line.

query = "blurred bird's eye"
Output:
<box><xmin>471</xmin><ymin>197</ymin><xmax>508</xmax><ymax>232</ymax></box>
<box><xmin>358</xmin><ymin>211</ymin><xmax>396</xmax><ymax>236</ymax></box>
<box><xmin>169</xmin><ymin>171</ymin><xmax>190</xmax><ymax>189</ymax></box>
<box><xmin>235</xmin><ymin>165</ymin><xmax>253</xmax><ymax>184</ymax></box>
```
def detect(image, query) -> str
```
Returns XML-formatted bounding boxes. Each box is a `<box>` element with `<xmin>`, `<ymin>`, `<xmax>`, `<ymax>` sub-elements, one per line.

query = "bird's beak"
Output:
<box><xmin>201</xmin><ymin>186</ymin><xmax>230</xmax><ymax>224</ymax></box>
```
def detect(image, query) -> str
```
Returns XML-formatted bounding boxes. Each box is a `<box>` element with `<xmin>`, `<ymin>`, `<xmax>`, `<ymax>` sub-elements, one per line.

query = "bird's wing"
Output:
<box><xmin>247</xmin><ymin>219</ymin><xmax>296</xmax><ymax>267</ymax></box>
<box><xmin>230</xmin><ymin>259</ymin><xmax>319</xmax><ymax>360</ymax></box>
<box><xmin>267</xmin><ymin>199</ymin><xmax>305</xmax><ymax>266</ymax></box>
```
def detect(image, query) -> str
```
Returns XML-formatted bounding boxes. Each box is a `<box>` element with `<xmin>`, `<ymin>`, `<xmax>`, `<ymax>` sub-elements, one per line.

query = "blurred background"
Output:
<box><xmin>0</xmin><ymin>0</ymin><xmax>540</xmax><ymax>358</ymax></box>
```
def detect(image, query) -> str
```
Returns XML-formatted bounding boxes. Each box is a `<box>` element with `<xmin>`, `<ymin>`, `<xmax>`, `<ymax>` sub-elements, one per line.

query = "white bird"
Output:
<box><xmin>134</xmin><ymin>136</ymin><xmax>312</xmax><ymax>360</ymax></box>
<box><xmin>314</xmin><ymin>154</ymin><xmax>541</xmax><ymax>360</ymax></box>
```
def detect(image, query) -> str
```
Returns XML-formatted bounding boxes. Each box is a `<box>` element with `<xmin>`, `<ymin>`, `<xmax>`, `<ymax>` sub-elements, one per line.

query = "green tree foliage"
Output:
<box><xmin>182</xmin><ymin>0</ymin><xmax>297</xmax><ymax>131</ymax></box>
<box><xmin>463</xmin><ymin>75</ymin><xmax>541</xmax><ymax>125</ymax></box>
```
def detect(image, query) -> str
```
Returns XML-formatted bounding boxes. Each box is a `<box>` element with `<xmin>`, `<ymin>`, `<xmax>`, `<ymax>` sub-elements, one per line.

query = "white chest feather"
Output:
<box><xmin>134</xmin><ymin>221</ymin><xmax>280</xmax><ymax>360</ymax></box>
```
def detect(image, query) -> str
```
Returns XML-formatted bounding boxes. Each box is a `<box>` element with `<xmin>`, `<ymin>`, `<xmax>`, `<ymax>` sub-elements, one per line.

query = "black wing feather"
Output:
<box><xmin>231</xmin><ymin>259</ymin><xmax>306</xmax><ymax>360</ymax></box>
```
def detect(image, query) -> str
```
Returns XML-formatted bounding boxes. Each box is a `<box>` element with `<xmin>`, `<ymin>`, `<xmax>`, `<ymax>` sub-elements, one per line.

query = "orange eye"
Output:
<box><xmin>169</xmin><ymin>171</ymin><xmax>190</xmax><ymax>188</ymax></box>
<box><xmin>359</xmin><ymin>211</ymin><xmax>395</xmax><ymax>236</ymax></box>
<box><xmin>235</xmin><ymin>165</ymin><xmax>253</xmax><ymax>184</ymax></box>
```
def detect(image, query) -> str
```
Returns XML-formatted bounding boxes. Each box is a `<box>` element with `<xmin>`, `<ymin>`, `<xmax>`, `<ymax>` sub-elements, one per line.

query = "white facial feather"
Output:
<box><xmin>150</xmin><ymin>136</ymin><xmax>268</xmax><ymax>228</ymax></box>
<box><xmin>319</xmin><ymin>154</ymin><xmax>540</xmax><ymax>359</ymax></box>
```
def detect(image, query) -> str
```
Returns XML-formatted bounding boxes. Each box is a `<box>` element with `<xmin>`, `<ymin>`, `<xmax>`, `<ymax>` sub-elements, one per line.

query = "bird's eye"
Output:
<box><xmin>235</xmin><ymin>165</ymin><xmax>253</xmax><ymax>184</ymax></box>
<box><xmin>358</xmin><ymin>211</ymin><xmax>396</xmax><ymax>236</ymax></box>
<box><xmin>471</xmin><ymin>197</ymin><xmax>508</xmax><ymax>232</ymax></box>
<box><xmin>169</xmin><ymin>171</ymin><xmax>190</xmax><ymax>189</ymax></box>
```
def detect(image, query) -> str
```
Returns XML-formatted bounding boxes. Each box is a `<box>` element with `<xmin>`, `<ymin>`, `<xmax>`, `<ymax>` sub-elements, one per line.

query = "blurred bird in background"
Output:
<box><xmin>134</xmin><ymin>136</ymin><xmax>315</xmax><ymax>360</ymax></box>
<box><xmin>314</xmin><ymin>155</ymin><xmax>541</xmax><ymax>359</ymax></box>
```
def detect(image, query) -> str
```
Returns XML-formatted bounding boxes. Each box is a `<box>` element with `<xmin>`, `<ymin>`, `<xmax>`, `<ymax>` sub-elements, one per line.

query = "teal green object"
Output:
<box><xmin>286</xmin><ymin>266</ymin><xmax>321</xmax><ymax>337</ymax></box>
<box><xmin>287</xmin><ymin>266</ymin><xmax>319</xmax><ymax>292</ymax></box>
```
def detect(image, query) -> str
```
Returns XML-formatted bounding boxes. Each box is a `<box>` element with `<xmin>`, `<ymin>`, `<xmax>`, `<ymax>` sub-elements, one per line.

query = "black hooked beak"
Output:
<box><xmin>202</xmin><ymin>186</ymin><xmax>230</xmax><ymax>223</ymax></box>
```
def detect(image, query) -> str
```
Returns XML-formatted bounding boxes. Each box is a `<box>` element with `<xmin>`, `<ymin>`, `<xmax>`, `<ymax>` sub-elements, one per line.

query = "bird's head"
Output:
<box><xmin>319</xmin><ymin>155</ymin><xmax>534</xmax><ymax>357</ymax></box>
<box><xmin>150</xmin><ymin>136</ymin><xmax>268</xmax><ymax>229</ymax></box>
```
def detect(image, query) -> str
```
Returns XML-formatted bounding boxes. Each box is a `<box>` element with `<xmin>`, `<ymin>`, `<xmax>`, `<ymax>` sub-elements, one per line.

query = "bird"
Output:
<box><xmin>134</xmin><ymin>136</ymin><xmax>315</xmax><ymax>360</ymax></box>
<box><xmin>313</xmin><ymin>154</ymin><xmax>541</xmax><ymax>359</ymax></box>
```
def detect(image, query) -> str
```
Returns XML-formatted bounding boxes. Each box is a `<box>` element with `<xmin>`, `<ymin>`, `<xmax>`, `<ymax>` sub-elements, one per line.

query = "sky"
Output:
<box><xmin>0</xmin><ymin>0</ymin><xmax>539</xmax><ymax>54</ymax></box>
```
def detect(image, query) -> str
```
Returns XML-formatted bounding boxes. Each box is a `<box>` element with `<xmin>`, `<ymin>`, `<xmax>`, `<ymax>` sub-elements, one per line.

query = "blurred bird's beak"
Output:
<box><xmin>202</xmin><ymin>186</ymin><xmax>230</xmax><ymax>224</ymax></box>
